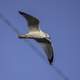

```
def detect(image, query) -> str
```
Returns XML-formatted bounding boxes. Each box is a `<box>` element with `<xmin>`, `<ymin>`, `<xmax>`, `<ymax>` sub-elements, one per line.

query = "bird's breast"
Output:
<box><xmin>28</xmin><ymin>31</ymin><xmax>46</xmax><ymax>38</ymax></box>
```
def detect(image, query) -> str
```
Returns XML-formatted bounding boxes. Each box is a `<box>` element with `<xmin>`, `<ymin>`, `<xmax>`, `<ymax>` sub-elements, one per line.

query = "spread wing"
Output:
<box><xmin>35</xmin><ymin>38</ymin><xmax>54</xmax><ymax>64</ymax></box>
<box><xmin>19</xmin><ymin>11</ymin><xmax>40</xmax><ymax>31</ymax></box>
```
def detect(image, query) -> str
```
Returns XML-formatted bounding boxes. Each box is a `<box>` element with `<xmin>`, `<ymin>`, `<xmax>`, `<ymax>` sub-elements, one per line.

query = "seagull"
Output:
<box><xmin>18</xmin><ymin>11</ymin><xmax>54</xmax><ymax>64</ymax></box>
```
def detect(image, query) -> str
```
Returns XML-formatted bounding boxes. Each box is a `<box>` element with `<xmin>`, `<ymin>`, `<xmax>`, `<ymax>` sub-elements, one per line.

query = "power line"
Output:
<box><xmin>0</xmin><ymin>12</ymin><xmax>69</xmax><ymax>80</ymax></box>
<box><xmin>52</xmin><ymin>65</ymin><xmax>69</xmax><ymax>80</ymax></box>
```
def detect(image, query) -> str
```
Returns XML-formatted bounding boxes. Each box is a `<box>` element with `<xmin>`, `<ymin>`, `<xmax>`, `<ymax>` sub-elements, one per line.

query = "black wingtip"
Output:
<box><xmin>19</xmin><ymin>11</ymin><xmax>24</xmax><ymax>15</ymax></box>
<box><xmin>48</xmin><ymin>58</ymin><xmax>53</xmax><ymax>64</ymax></box>
<box><xmin>18</xmin><ymin>11</ymin><xmax>33</xmax><ymax>17</ymax></box>
<box><xmin>48</xmin><ymin>56</ymin><xmax>53</xmax><ymax>65</ymax></box>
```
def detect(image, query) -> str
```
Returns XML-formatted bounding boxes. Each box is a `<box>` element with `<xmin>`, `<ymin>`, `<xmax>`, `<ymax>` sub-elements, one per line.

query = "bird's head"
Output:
<box><xmin>44</xmin><ymin>33</ymin><xmax>50</xmax><ymax>38</ymax></box>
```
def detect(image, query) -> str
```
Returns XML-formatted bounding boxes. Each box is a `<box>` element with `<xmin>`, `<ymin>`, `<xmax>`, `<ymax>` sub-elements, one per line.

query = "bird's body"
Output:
<box><xmin>18</xmin><ymin>11</ymin><xmax>54</xmax><ymax>64</ymax></box>
<box><xmin>20</xmin><ymin>30</ymin><xmax>49</xmax><ymax>39</ymax></box>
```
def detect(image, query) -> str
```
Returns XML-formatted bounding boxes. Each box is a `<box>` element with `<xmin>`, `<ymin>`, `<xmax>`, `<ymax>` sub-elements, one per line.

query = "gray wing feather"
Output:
<box><xmin>35</xmin><ymin>38</ymin><xmax>54</xmax><ymax>64</ymax></box>
<box><xmin>40</xmin><ymin>42</ymin><xmax>53</xmax><ymax>64</ymax></box>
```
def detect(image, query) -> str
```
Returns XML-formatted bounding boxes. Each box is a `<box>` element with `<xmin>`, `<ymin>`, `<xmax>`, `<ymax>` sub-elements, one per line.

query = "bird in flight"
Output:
<box><xmin>18</xmin><ymin>11</ymin><xmax>54</xmax><ymax>64</ymax></box>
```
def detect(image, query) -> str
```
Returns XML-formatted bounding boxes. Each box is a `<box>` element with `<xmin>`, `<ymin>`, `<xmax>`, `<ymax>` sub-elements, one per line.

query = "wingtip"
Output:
<box><xmin>48</xmin><ymin>56</ymin><xmax>53</xmax><ymax>65</ymax></box>
<box><xmin>18</xmin><ymin>11</ymin><xmax>32</xmax><ymax>18</ymax></box>
<box><xmin>18</xmin><ymin>10</ymin><xmax>40</xmax><ymax>26</ymax></box>
<box><xmin>18</xmin><ymin>11</ymin><xmax>24</xmax><ymax>15</ymax></box>
<box><xmin>48</xmin><ymin>59</ymin><xmax>53</xmax><ymax>65</ymax></box>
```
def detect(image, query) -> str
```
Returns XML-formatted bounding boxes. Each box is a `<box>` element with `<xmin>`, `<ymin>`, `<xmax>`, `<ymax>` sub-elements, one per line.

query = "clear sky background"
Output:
<box><xmin>0</xmin><ymin>0</ymin><xmax>80</xmax><ymax>80</ymax></box>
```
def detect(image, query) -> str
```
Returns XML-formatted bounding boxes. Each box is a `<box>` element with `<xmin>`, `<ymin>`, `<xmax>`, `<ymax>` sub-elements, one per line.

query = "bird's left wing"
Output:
<box><xmin>35</xmin><ymin>38</ymin><xmax>54</xmax><ymax>64</ymax></box>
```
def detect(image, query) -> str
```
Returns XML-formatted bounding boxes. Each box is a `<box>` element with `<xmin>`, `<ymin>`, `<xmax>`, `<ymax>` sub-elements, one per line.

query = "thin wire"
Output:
<box><xmin>0</xmin><ymin>13</ymin><xmax>20</xmax><ymax>35</ymax></box>
<box><xmin>51</xmin><ymin>65</ymin><xmax>69</xmax><ymax>80</ymax></box>
<box><xmin>0</xmin><ymin>12</ymin><xmax>45</xmax><ymax>60</ymax></box>
<box><xmin>0</xmin><ymin>12</ymin><xmax>69</xmax><ymax>80</ymax></box>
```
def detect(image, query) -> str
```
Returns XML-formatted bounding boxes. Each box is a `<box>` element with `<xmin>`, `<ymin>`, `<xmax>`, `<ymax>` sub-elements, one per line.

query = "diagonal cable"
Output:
<box><xmin>0</xmin><ymin>12</ymin><xmax>69</xmax><ymax>80</ymax></box>
<box><xmin>52</xmin><ymin>65</ymin><xmax>69</xmax><ymax>80</ymax></box>
<box><xmin>0</xmin><ymin>12</ymin><xmax>45</xmax><ymax>60</ymax></box>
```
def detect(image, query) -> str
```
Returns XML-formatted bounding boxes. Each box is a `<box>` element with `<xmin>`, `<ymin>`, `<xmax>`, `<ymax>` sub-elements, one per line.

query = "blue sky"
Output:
<box><xmin>0</xmin><ymin>0</ymin><xmax>80</xmax><ymax>80</ymax></box>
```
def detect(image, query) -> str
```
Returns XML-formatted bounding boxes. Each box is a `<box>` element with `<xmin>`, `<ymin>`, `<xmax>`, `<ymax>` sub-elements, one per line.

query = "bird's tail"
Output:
<box><xmin>18</xmin><ymin>34</ymin><xmax>30</xmax><ymax>39</ymax></box>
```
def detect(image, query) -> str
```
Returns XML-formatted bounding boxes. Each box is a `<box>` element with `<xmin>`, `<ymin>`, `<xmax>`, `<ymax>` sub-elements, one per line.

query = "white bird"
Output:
<box><xmin>18</xmin><ymin>11</ymin><xmax>54</xmax><ymax>64</ymax></box>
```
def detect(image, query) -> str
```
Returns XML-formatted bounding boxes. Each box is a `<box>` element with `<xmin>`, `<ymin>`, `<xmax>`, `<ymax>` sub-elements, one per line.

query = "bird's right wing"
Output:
<box><xmin>19</xmin><ymin>11</ymin><xmax>40</xmax><ymax>31</ymax></box>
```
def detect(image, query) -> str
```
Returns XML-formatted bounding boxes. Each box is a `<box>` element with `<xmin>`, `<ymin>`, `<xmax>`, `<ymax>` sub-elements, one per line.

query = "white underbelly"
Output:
<box><xmin>28</xmin><ymin>31</ymin><xmax>46</xmax><ymax>38</ymax></box>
